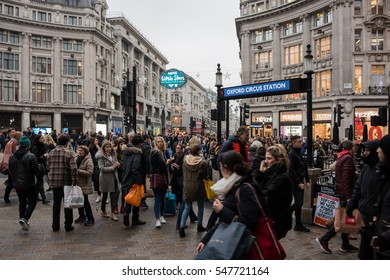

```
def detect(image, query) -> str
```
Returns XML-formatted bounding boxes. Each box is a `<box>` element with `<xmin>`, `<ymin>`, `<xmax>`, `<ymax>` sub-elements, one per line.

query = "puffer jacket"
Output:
<box><xmin>182</xmin><ymin>154</ymin><xmax>208</xmax><ymax>203</ymax></box>
<box><xmin>9</xmin><ymin>149</ymin><xmax>39</xmax><ymax>189</ymax></box>
<box><xmin>121</xmin><ymin>145</ymin><xmax>143</xmax><ymax>190</ymax></box>
<box><xmin>76</xmin><ymin>153</ymin><xmax>94</xmax><ymax>195</ymax></box>
<box><xmin>335</xmin><ymin>150</ymin><xmax>356</xmax><ymax>199</ymax></box>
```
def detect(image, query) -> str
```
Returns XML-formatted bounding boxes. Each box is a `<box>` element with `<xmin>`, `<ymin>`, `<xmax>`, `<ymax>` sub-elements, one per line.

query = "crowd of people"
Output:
<box><xmin>0</xmin><ymin>125</ymin><xmax>389</xmax><ymax>260</ymax></box>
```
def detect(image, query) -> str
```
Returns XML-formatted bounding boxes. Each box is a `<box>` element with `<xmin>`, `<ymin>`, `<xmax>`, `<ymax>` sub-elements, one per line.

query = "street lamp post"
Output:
<box><xmin>304</xmin><ymin>44</ymin><xmax>314</xmax><ymax>168</ymax></box>
<box><xmin>216</xmin><ymin>63</ymin><xmax>223</xmax><ymax>143</ymax></box>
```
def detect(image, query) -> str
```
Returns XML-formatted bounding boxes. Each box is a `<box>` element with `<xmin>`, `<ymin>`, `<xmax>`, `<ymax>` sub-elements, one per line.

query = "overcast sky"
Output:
<box><xmin>106</xmin><ymin>0</ymin><xmax>242</xmax><ymax>90</ymax></box>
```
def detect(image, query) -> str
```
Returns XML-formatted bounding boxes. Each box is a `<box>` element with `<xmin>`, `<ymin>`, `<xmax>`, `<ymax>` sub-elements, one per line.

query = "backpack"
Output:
<box><xmin>210</xmin><ymin>144</ymin><xmax>221</xmax><ymax>171</ymax></box>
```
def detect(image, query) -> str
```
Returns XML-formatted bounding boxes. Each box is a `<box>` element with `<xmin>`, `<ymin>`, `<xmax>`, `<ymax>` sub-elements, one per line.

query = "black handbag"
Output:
<box><xmin>150</xmin><ymin>173</ymin><xmax>168</xmax><ymax>190</ymax></box>
<box><xmin>194</xmin><ymin>221</ymin><xmax>254</xmax><ymax>260</ymax></box>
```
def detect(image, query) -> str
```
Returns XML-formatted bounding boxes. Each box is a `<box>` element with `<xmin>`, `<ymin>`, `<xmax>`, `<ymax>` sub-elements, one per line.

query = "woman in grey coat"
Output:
<box><xmin>97</xmin><ymin>141</ymin><xmax>121</xmax><ymax>221</ymax></box>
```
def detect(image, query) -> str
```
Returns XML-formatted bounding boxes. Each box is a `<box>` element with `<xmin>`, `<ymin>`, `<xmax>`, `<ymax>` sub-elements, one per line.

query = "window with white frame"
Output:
<box><xmin>315</xmin><ymin>36</ymin><xmax>331</xmax><ymax>59</ymax></box>
<box><xmin>63</xmin><ymin>59</ymin><xmax>82</xmax><ymax>76</ymax></box>
<box><xmin>315</xmin><ymin>70</ymin><xmax>331</xmax><ymax>97</ymax></box>
<box><xmin>4</xmin><ymin>5</ymin><xmax>19</xmax><ymax>16</ymax></box>
<box><xmin>32</xmin><ymin>82</ymin><xmax>51</xmax><ymax>103</ymax></box>
<box><xmin>63</xmin><ymin>39</ymin><xmax>82</xmax><ymax>51</ymax></box>
<box><xmin>32</xmin><ymin>56</ymin><xmax>52</xmax><ymax>74</ymax></box>
<box><xmin>0</xmin><ymin>79</ymin><xmax>19</xmax><ymax>101</ymax></box>
<box><xmin>0</xmin><ymin>30</ymin><xmax>20</xmax><ymax>44</ymax></box>
<box><xmin>371</xmin><ymin>0</ymin><xmax>384</xmax><ymax>15</ymax></box>
<box><xmin>354</xmin><ymin>66</ymin><xmax>362</xmax><ymax>94</ymax></box>
<box><xmin>355</xmin><ymin>29</ymin><xmax>362</xmax><ymax>52</ymax></box>
<box><xmin>1</xmin><ymin>52</ymin><xmax>19</xmax><ymax>71</ymax></box>
<box><xmin>32</xmin><ymin>35</ymin><xmax>52</xmax><ymax>48</ymax></box>
<box><xmin>371</xmin><ymin>30</ymin><xmax>384</xmax><ymax>51</ymax></box>
<box><xmin>255</xmin><ymin>51</ymin><xmax>272</xmax><ymax>69</ymax></box>
<box><xmin>63</xmin><ymin>84</ymin><xmax>82</xmax><ymax>104</ymax></box>
<box><xmin>371</xmin><ymin>65</ymin><xmax>385</xmax><ymax>86</ymax></box>
<box><xmin>284</xmin><ymin>44</ymin><xmax>302</xmax><ymax>66</ymax></box>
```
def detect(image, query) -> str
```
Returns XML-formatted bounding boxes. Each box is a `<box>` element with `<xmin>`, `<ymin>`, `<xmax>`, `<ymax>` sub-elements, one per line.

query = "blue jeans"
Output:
<box><xmin>152</xmin><ymin>188</ymin><xmax>167</xmax><ymax>218</ymax></box>
<box><xmin>180</xmin><ymin>200</ymin><xmax>204</xmax><ymax>229</ymax></box>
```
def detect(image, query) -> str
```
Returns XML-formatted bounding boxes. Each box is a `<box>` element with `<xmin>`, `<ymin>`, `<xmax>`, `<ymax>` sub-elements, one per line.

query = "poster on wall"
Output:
<box><xmin>313</xmin><ymin>193</ymin><xmax>339</xmax><ymax>228</ymax></box>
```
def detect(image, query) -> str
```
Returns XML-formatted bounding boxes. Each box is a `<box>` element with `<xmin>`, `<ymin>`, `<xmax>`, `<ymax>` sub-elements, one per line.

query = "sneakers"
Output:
<box><xmin>95</xmin><ymin>196</ymin><xmax>101</xmax><ymax>203</ymax></box>
<box><xmin>159</xmin><ymin>216</ymin><xmax>166</xmax><ymax>224</ymax></box>
<box><xmin>19</xmin><ymin>218</ymin><xmax>29</xmax><ymax>231</ymax></box>
<box><xmin>111</xmin><ymin>214</ymin><xmax>118</xmax><ymax>221</ymax></box>
<box><xmin>74</xmin><ymin>217</ymin><xmax>86</xmax><ymax>224</ymax></box>
<box><xmin>156</xmin><ymin>219</ymin><xmax>161</xmax><ymax>228</ymax></box>
<box><xmin>316</xmin><ymin>237</ymin><xmax>332</xmax><ymax>254</ymax></box>
<box><xmin>294</xmin><ymin>225</ymin><xmax>311</xmax><ymax>232</ymax></box>
<box><xmin>101</xmin><ymin>211</ymin><xmax>109</xmax><ymax>218</ymax></box>
<box><xmin>340</xmin><ymin>244</ymin><xmax>359</xmax><ymax>253</ymax></box>
<box><xmin>140</xmin><ymin>200</ymin><xmax>149</xmax><ymax>209</ymax></box>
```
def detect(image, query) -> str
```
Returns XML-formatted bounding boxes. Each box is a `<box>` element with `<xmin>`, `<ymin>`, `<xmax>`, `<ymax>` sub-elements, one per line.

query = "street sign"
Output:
<box><xmin>222</xmin><ymin>78</ymin><xmax>302</xmax><ymax>100</ymax></box>
<box><xmin>159</xmin><ymin>68</ymin><xmax>187</xmax><ymax>89</ymax></box>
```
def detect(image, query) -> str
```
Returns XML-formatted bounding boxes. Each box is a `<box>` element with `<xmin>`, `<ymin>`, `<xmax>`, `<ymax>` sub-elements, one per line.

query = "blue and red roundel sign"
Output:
<box><xmin>159</xmin><ymin>68</ymin><xmax>187</xmax><ymax>89</ymax></box>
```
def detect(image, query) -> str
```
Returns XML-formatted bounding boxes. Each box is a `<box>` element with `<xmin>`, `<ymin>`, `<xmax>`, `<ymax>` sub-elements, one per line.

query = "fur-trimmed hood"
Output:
<box><xmin>184</xmin><ymin>154</ymin><xmax>204</xmax><ymax>171</ymax></box>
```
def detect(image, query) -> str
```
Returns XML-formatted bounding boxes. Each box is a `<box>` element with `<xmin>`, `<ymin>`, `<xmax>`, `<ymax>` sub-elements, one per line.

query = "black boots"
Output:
<box><xmin>123</xmin><ymin>214</ymin><xmax>130</xmax><ymax>227</ymax></box>
<box><xmin>197</xmin><ymin>225</ymin><xmax>207</xmax><ymax>232</ymax></box>
<box><xmin>179</xmin><ymin>228</ymin><xmax>186</xmax><ymax>238</ymax></box>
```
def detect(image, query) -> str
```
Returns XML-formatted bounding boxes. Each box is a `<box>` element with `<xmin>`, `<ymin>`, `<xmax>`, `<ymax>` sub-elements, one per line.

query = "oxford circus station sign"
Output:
<box><xmin>160</xmin><ymin>68</ymin><xmax>187</xmax><ymax>89</ymax></box>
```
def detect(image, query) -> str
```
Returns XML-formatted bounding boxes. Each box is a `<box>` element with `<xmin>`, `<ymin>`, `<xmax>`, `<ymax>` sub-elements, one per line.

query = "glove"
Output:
<box><xmin>346</xmin><ymin>201</ymin><xmax>354</xmax><ymax>218</ymax></box>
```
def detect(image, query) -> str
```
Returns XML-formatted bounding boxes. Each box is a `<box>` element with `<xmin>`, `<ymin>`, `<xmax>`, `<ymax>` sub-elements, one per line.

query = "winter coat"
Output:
<box><xmin>9</xmin><ymin>149</ymin><xmax>40</xmax><ymax>189</ymax></box>
<box><xmin>46</xmin><ymin>145</ymin><xmax>78</xmax><ymax>188</ymax></box>
<box><xmin>121</xmin><ymin>146</ymin><xmax>143</xmax><ymax>190</ymax></box>
<box><xmin>335</xmin><ymin>150</ymin><xmax>356</xmax><ymax>200</ymax></box>
<box><xmin>150</xmin><ymin>149</ymin><xmax>169</xmax><ymax>175</ymax></box>
<box><xmin>76</xmin><ymin>153</ymin><xmax>94</xmax><ymax>195</ymax></box>
<box><xmin>97</xmin><ymin>152</ymin><xmax>119</xmax><ymax>193</ymax></box>
<box><xmin>375</xmin><ymin>171</ymin><xmax>390</xmax><ymax>259</ymax></box>
<box><xmin>288</xmin><ymin>147</ymin><xmax>309</xmax><ymax>187</ymax></box>
<box><xmin>219</xmin><ymin>135</ymin><xmax>248</xmax><ymax>162</ymax></box>
<box><xmin>255</xmin><ymin>163</ymin><xmax>292</xmax><ymax>239</ymax></box>
<box><xmin>201</xmin><ymin>178</ymin><xmax>261</xmax><ymax>244</ymax></box>
<box><xmin>182</xmin><ymin>154</ymin><xmax>208</xmax><ymax>203</ymax></box>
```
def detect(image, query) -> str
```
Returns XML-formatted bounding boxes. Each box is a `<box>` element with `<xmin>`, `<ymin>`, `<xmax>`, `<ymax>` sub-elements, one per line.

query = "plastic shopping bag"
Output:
<box><xmin>64</xmin><ymin>185</ymin><xmax>84</xmax><ymax>208</ymax></box>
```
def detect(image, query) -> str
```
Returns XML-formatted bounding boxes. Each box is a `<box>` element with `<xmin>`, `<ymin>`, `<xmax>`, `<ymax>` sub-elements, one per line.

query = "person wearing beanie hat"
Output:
<box><xmin>346</xmin><ymin>140</ymin><xmax>381</xmax><ymax>259</ymax></box>
<box><xmin>18</xmin><ymin>135</ymin><xmax>31</xmax><ymax>148</ymax></box>
<box><xmin>8</xmin><ymin>136</ymin><xmax>40</xmax><ymax>231</ymax></box>
<box><xmin>371</xmin><ymin>134</ymin><xmax>390</xmax><ymax>259</ymax></box>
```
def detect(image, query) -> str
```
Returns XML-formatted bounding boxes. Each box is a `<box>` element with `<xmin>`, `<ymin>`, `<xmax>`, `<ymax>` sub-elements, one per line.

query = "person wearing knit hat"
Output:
<box><xmin>371</xmin><ymin>134</ymin><xmax>390</xmax><ymax>260</ymax></box>
<box><xmin>8</xmin><ymin>135</ymin><xmax>40</xmax><ymax>231</ymax></box>
<box><xmin>18</xmin><ymin>135</ymin><xmax>31</xmax><ymax>148</ymax></box>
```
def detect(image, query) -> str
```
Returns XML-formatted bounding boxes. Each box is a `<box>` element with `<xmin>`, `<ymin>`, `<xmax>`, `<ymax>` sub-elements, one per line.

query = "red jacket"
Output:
<box><xmin>335</xmin><ymin>150</ymin><xmax>356</xmax><ymax>199</ymax></box>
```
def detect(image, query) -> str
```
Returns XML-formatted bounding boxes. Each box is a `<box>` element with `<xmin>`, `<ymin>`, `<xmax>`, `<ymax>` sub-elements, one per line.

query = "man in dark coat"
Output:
<box><xmin>288</xmin><ymin>135</ymin><xmax>310</xmax><ymax>232</ymax></box>
<box><xmin>316</xmin><ymin>140</ymin><xmax>358</xmax><ymax>254</ymax></box>
<box><xmin>346</xmin><ymin>140</ymin><xmax>381</xmax><ymax>259</ymax></box>
<box><xmin>219</xmin><ymin>126</ymin><xmax>249</xmax><ymax>162</ymax></box>
<box><xmin>9</xmin><ymin>136</ymin><xmax>40</xmax><ymax>231</ymax></box>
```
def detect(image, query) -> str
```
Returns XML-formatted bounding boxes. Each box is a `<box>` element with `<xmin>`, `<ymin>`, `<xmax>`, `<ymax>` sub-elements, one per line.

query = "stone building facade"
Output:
<box><xmin>236</xmin><ymin>0</ymin><xmax>389</xmax><ymax>141</ymax></box>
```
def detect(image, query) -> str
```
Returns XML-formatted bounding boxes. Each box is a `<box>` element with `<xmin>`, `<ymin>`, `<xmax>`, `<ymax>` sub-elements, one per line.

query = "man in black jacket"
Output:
<box><xmin>9</xmin><ymin>136</ymin><xmax>40</xmax><ymax>231</ymax></box>
<box><xmin>288</xmin><ymin>135</ymin><xmax>310</xmax><ymax>232</ymax></box>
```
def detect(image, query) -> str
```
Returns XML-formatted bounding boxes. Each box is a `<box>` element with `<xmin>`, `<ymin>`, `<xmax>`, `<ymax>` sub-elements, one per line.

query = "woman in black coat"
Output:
<box><xmin>254</xmin><ymin>144</ymin><xmax>292</xmax><ymax>239</ymax></box>
<box><xmin>30</xmin><ymin>134</ymin><xmax>50</xmax><ymax>204</ymax></box>
<box><xmin>197</xmin><ymin>150</ymin><xmax>260</xmax><ymax>257</ymax></box>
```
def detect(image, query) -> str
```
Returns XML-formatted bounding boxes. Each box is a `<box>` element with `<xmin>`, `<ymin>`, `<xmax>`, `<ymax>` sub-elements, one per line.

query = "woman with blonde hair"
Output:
<box><xmin>96</xmin><ymin>141</ymin><xmax>121</xmax><ymax>221</ymax></box>
<box><xmin>254</xmin><ymin>144</ymin><xmax>292</xmax><ymax>239</ymax></box>
<box><xmin>150</xmin><ymin>136</ymin><xmax>171</xmax><ymax>228</ymax></box>
<box><xmin>43</xmin><ymin>134</ymin><xmax>56</xmax><ymax>153</ymax></box>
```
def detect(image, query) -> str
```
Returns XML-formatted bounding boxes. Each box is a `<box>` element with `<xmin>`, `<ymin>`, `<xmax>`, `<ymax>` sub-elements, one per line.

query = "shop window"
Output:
<box><xmin>354</xmin><ymin>66</ymin><xmax>362</xmax><ymax>94</ymax></box>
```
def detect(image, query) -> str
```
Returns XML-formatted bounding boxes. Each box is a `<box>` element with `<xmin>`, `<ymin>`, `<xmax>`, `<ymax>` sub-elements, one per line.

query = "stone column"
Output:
<box><xmin>21</xmin><ymin>33</ymin><xmax>31</xmax><ymax>102</ymax></box>
<box><xmin>271</xmin><ymin>24</ymin><xmax>281</xmax><ymax>80</ymax></box>
<box><xmin>53</xmin><ymin>37</ymin><xmax>62</xmax><ymax>103</ymax></box>
<box><xmin>240</xmin><ymin>30</ymin><xmax>251</xmax><ymax>84</ymax></box>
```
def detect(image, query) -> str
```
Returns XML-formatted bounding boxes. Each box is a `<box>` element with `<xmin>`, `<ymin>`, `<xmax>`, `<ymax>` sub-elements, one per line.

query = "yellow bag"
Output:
<box><xmin>125</xmin><ymin>183</ymin><xmax>145</xmax><ymax>207</ymax></box>
<box><xmin>203</xmin><ymin>179</ymin><xmax>216</xmax><ymax>201</ymax></box>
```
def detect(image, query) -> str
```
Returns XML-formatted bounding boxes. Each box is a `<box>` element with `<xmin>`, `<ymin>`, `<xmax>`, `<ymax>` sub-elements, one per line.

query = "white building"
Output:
<box><xmin>236</xmin><ymin>0</ymin><xmax>389</xmax><ymax>141</ymax></box>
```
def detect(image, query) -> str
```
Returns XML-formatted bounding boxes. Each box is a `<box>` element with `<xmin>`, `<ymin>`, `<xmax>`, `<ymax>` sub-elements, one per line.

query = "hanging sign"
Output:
<box><xmin>159</xmin><ymin>68</ymin><xmax>187</xmax><ymax>89</ymax></box>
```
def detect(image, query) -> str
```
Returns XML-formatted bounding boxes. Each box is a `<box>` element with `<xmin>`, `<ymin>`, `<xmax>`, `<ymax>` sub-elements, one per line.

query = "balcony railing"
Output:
<box><xmin>368</xmin><ymin>85</ymin><xmax>389</xmax><ymax>95</ymax></box>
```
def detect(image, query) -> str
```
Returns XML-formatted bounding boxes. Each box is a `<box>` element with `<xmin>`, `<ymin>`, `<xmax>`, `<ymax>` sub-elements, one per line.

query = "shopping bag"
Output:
<box><xmin>194</xmin><ymin>222</ymin><xmax>254</xmax><ymax>260</ymax></box>
<box><xmin>64</xmin><ymin>185</ymin><xmax>84</xmax><ymax>208</ymax></box>
<box><xmin>144</xmin><ymin>178</ymin><xmax>154</xmax><ymax>198</ymax></box>
<box><xmin>125</xmin><ymin>183</ymin><xmax>145</xmax><ymax>207</ymax></box>
<box><xmin>334</xmin><ymin>207</ymin><xmax>363</xmax><ymax>234</ymax></box>
<box><xmin>203</xmin><ymin>179</ymin><xmax>216</xmax><ymax>201</ymax></box>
